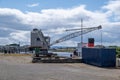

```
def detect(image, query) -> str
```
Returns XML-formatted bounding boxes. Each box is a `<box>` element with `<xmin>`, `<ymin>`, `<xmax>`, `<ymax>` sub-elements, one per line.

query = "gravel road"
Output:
<box><xmin>0</xmin><ymin>55</ymin><xmax>120</xmax><ymax>80</ymax></box>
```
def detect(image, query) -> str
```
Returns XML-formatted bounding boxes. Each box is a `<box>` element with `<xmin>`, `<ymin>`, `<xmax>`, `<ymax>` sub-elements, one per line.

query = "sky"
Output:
<box><xmin>0</xmin><ymin>0</ymin><xmax>120</xmax><ymax>47</ymax></box>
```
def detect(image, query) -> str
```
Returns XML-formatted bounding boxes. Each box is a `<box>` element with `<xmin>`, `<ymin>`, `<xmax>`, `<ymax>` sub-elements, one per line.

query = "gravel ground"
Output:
<box><xmin>0</xmin><ymin>54</ymin><xmax>120</xmax><ymax>80</ymax></box>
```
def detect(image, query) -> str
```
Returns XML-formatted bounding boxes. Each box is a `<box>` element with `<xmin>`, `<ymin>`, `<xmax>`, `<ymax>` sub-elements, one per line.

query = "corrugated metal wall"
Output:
<box><xmin>31</xmin><ymin>30</ymin><xmax>43</xmax><ymax>47</ymax></box>
<box><xmin>82</xmin><ymin>48</ymin><xmax>116</xmax><ymax>67</ymax></box>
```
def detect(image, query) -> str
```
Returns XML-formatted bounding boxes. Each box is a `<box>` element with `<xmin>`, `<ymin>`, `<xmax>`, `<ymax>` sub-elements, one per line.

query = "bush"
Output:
<box><xmin>116</xmin><ymin>47</ymin><xmax>120</xmax><ymax>58</ymax></box>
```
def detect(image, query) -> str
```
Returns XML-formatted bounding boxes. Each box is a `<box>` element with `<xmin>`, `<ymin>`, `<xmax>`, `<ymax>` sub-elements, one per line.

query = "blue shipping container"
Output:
<box><xmin>82</xmin><ymin>48</ymin><xmax>116</xmax><ymax>67</ymax></box>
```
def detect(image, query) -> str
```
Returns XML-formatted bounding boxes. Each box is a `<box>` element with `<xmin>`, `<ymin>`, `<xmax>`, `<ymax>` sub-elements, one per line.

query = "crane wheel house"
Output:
<box><xmin>30</xmin><ymin>26</ymin><xmax>102</xmax><ymax>63</ymax></box>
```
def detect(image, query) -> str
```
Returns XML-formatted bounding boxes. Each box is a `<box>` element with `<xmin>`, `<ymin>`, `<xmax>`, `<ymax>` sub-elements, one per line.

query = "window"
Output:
<box><xmin>36</xmin><ymin>38</ymin><xmax>40</xmax><ymax>41</ymax></box>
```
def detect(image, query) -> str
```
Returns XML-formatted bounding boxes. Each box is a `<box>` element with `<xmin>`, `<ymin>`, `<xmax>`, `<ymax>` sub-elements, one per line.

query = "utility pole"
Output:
<box><xmin>101</xmin><ymin>30</ymin><xmax>103</xmax><ymax>48</ymax></box>
<box><xmin>80</xmin><ymin>19</ymin><xmax>83</xmax><ymax>57</ymax></box>
<box><xmin>19</xmin><ymin>41</ymin><xmax>20</xmax><ymax>53</ymax></box>
<box><xmin>81</xmin><ymin>19</ymin><xmax>83</xmax><ymax>45</ymax></box>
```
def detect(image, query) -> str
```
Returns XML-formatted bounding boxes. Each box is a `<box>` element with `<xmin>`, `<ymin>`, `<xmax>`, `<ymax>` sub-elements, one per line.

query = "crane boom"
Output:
<box><xmin>50</xmin><ymin>25</ymin><xmax>102</xmax><ymax>46</ymax></box>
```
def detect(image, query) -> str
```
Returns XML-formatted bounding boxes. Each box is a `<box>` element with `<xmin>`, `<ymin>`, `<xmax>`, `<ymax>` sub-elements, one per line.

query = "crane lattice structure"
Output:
<box><xmin>50</xmin><ymin>25</ymin><xmax>102</xmax><ymax>46</ymax></box>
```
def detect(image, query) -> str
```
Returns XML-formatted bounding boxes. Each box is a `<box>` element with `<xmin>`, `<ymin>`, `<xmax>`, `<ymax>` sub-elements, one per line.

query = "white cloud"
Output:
<box><xmin>0</xmin><ymin>37</ymin><xmax>11</xmax><ymax>45</ymax></box>
<box><xmin>0</xmin><ymin>1</ymin><xmax>120</xmax><ymax>46</ymax></box>
<box><xmin>9</xmin><ymin>31</ymin><xmax>30</xmax><ymax>42</ymax></box>
<box><xmin>102</xmin><ymin>0</ymin><xmax>120</xmax><ymax>21</ymax></box>
<box><xmin>27</xmin><ymin>3</ymin><xmax>39</xmax><ymax>7</ymax></box>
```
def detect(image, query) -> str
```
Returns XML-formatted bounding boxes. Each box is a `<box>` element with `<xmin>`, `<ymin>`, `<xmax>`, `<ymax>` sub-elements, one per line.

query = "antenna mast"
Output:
<box><xmin>80</xmin><ymin>19</ymin><xmax>83</xmax><ymax>56</ymax></box>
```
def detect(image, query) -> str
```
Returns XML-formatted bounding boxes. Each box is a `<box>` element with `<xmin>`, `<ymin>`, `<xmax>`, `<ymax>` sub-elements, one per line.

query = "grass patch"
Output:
<box><xmin>0</xmin><ymin>53</ymin><xmax>32</xmax><ymax>56</ymax></box>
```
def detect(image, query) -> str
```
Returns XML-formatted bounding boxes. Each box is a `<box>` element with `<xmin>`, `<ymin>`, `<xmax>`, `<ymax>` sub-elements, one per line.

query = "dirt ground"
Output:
<box><xmin>0</xmin><ymin>53</ymin><xmax>32</xmax><ymax>64</ymax></box>
<box><xmin>0</xmin><ymin>53</ymin><xmax>120</xmax><ymax>80</ymax></box>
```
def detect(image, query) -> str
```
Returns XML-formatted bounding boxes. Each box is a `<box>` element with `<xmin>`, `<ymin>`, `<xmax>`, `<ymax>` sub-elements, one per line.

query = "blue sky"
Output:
<box><xmin>0</xmin><ymin>0</ymin><xmax>108</xmax><ymax>11</ymax></box>
<box><xmin>0</xmin><ymin>0</ymin><xmax>120</xmax><ymax>46</ymax></box>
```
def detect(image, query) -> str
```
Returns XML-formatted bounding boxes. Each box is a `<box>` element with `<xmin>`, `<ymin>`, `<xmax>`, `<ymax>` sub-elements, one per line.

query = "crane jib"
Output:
<box><xmin>50</xmin><ymin>25</ymin><xmax>102</xmax><ymax>46</ymax></box>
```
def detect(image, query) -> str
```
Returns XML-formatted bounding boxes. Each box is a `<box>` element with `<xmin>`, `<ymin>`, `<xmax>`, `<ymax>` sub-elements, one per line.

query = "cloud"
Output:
<box><xmin>102</xmin><ymin>0</ymin><xmax>120</xmax><ymax>21</ymax></box>
<box><xmin>0</xmin><ymin>37</ymin><xmax>11</xmax><ymax>45</ymax></box>
<box><xmin>0</xmin><ymin>8</ymin><xmax>32</xmax><ymax>30</ymax></box>
<box><xmin>0</xmin><ymin>1</ymin><xmax>120</xmax><ymax>46</ymax></box>
<box><xmin>27</xmin><ymin>3</ymin><xmax>39</xmax><ymax>7</ymax></box>
<box><xmin>9</xmin><ymin>31</ymin><xmax>30</xmax><ymax>42</ymax></box>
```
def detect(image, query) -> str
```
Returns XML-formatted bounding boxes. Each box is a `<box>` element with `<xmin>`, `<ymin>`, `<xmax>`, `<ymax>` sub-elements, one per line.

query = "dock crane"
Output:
<box><xmin>31</xmin><ymin>25</ymin><xmax>102</xmax><ymax>63</ymax></box>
